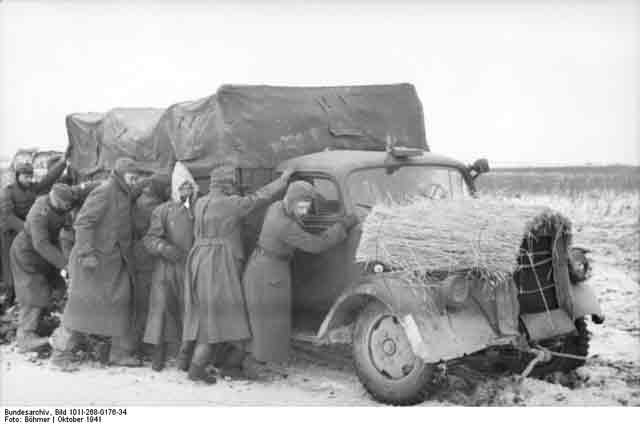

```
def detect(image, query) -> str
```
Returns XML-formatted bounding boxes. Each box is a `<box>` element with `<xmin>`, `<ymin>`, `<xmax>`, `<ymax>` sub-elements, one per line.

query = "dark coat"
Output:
<box><xmin>143</xmin><ymin>164</ymin><xmax>197</xmax><ymax>345</ymax></box>
<box><xmin>132</xmin><ymin>191</ymin><xmax>166</xmax><ymax>342</ymax></box>
<box><xmin>142</xmin><ymin>201</ymin><xmax>194</xmax><ymax>344</ymax></box>
<box><xmin>9</xmin><ymin>195</ymin><xmax>69</xmax><ymax>307</ymax></box>
<box><xmin>63</xmin><ymin>173</ymin><xmax>136</xmax><ymax>337</ymax></box>
<box><xmin>182</xmin><ymin>178</ymin><xmax>286</xmax><ymax>344</ymax></box>
<box><xmin>0</xmin><ymin>158</ymin><xmax>66</xmax><ymax>291</ymax></box>
<box><xmin>243</xmin><ymin>201</ymin><xmax>347</xmax><ymax>362</ymax></box>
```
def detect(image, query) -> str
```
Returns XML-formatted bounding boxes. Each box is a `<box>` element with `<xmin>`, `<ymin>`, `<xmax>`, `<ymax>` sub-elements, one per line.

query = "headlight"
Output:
<box><xmin>365</xmin><ymin>261</ymin><xmax>389</xmax><ymax>274</ymax></box>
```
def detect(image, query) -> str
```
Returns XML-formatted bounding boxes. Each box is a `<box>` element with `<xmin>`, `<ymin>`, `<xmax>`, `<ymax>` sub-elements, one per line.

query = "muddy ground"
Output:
<box><xmin>1</xmin><ymin>248</ymin><xmax>637</xmax><ymax>407</ymax></box>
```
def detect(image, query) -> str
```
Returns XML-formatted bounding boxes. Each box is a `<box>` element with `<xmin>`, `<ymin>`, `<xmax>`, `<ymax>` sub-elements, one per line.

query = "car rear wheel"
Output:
<box><xmin>352</xmin><ymin>301</ymin><xmax>435</xmax><ymax>405</ymax></box>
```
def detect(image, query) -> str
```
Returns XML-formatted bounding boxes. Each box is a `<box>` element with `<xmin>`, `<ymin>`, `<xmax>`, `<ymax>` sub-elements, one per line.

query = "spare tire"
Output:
<box><xmin>352</xmin><ymin>301</ymin><xmax>436</xmax><ymax>405</ymax></box>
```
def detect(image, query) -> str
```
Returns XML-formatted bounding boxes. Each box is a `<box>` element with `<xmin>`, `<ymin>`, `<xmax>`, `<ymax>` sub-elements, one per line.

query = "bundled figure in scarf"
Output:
<box><xmin>242</xmin><ymin>181</ymin><xmax>359</xmax><ymax>369</ymax></box>
<box><xmin>181</xmin><ymin>165</ymin><xmax>293</xmax><ymax>384</ymax></box>
<box><xmin>142</xmin><ymin>162</ymin><xmax>197</xmax><ymax>371</ymax></box>
<box><xmin>9</xmin><ymin>183</ymin><xmax>78</xmax><ymax>353</ymax></box>
<box><xmin>132</xmin><ymin>171</ymin><xmax>171</xmax><ymax>354</ymax></box>
<box><xmin>0</xmin><ymin>155</ymin><xmax>67</xmax><ymax>309</ymax></box>
<box><xmin>51</xmin><ymin>158</ymin><xmax>147</xmax><ymax>371</ymax></box>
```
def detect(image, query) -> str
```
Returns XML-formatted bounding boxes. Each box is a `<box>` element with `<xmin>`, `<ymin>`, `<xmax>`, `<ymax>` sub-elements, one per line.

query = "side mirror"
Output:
<box><xmin>469</xmin><ymin>158</ymin><xmax>490</xmax><ymax>180</ymax></box>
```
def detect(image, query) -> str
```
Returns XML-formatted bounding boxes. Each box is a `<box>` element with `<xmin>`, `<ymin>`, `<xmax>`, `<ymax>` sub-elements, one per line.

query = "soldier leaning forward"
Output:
<box><xmin>9</xmin><ymin>184</ymin><xmax>78</xmax><ymax>353</ymax></box>
<box><xmin>142</xmin><ymin>162</ymin><xmax>197</xmax><ymax>371</ymax></box>
<box><xmin>242</xmin><ymin>181</ymin><xmax>358</xmax><ymax>369</ymax></box>
<box><xmin>50</xmin><ymin>158</ymin><xmax>147</xmax><ymax>371</ymax></box>
<box><xmin>180</xmin><ymin>165</ymin><xmax>292</xmax><ymax>384</ymax></box>
<box><xmin>0</xmin><ymin>156</ymin><xmax>67</xmax><ymax>308</ymax></box>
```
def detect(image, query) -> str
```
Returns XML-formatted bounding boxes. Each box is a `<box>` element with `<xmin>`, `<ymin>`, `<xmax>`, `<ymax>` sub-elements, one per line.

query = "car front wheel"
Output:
<box><xmin>352</xmin><ymin>301</ymin><xmax>436</xmax><ymax>405</ymax></box>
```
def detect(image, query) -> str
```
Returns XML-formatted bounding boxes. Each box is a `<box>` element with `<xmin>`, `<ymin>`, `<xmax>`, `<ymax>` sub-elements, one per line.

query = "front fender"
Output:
<box><xmin>317</xmin><ymin>273</ymin><xmax>517</xmax><ymax>363</ymax></box>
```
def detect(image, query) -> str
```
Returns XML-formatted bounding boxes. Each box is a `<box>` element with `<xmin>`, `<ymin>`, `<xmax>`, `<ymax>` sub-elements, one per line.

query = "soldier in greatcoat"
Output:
<box><xmin>241</xmin><ymin>181</ymin><xmax>358</xmax><ymax>372</ymax></box>
<box><xmin>50</xmin><ymin>158</ymin><xmax>147</xmax><ymax>370</ymax></box>
<box><xmin>180</xmin><ymin>165</ymin><xmax>292</xmax><ymax>383</ymax></box>
<box><xmin>142</xmin><ymin>162</ymin><xmax>197</xmax><ymax>371</ymax></box>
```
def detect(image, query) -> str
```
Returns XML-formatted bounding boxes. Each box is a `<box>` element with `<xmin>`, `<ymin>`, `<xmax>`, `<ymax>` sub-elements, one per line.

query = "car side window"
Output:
<box><xmin>292</xmin><ymin>175</ymin><xmax>343</xmax><ymax>218</ymax></box>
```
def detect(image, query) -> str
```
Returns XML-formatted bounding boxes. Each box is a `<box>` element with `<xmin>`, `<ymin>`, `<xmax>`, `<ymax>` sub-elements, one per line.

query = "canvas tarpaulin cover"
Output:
<box><xmin>66</xmin><ymin>83</ymin><xmax>428</xmax><ymax>182</ymax></box>
<box><xmin>66</xmin><ymin>108</ymin><xmax>167</xmax><ymax>179</ymax></box>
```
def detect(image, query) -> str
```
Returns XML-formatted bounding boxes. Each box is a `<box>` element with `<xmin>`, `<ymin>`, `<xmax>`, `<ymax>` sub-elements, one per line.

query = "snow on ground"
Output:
<box><xmin>1</xmin><ymin>256</ymin><xmax>638</xmax><ymax>406</ymax></box>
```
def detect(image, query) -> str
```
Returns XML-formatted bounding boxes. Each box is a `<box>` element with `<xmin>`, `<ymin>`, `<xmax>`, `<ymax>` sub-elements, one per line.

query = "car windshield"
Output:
<box><xmin>347</xmin><ymin>165</ymin><xmax>470</xmax><ymax>209</ymax></box>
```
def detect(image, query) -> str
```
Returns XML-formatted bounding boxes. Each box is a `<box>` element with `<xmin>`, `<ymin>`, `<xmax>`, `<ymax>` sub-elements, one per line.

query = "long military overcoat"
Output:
<box><xmin>143</xmin><ymin>163</ymin><xmax>196</xmax><ymax>345</ymax></box>
<box><xmin>243</xmin><ymin>201</ymin><xmax>347</xmax><ymax>362</ymax></box>
<box><xmin>63</xmin><ymin>173</ymin><xmax>136</xmax><ymax>337</ymax></box>
<box><xmin>132</xmin><ymin>190</ymin><xmax>166</xmax><ymax>342</ymax></box>
<box><xmin>182</xmin><ymin>178</ymin><xmax>286</xmax><ymax>344</ymax></box>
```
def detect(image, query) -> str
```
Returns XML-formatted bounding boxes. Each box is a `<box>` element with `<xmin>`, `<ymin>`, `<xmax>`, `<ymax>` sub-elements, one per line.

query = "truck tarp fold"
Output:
<box><xmin>66</xmin><ymin>108</ymin><xmax>167</xmax><ymax>179</ymax></box>
<box><xmin>66</xmin><ymin>83</ymin><xmax>428</xmax><ymax>181</ymax></box>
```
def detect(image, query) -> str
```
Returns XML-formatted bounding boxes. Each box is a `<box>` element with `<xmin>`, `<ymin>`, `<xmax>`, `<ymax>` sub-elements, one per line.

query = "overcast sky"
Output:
<box><xmin>1</xmin><ymin>0</ymin><xmax>638</xmax><ymax>165</ymax></box>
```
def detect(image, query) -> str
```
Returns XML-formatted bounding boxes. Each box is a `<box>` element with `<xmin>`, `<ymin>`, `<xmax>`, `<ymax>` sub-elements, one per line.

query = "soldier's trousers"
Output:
<box><xmin>17</xmin><ymin>305</ymin><xmax>42</xmax><ymax>340</ymax></box>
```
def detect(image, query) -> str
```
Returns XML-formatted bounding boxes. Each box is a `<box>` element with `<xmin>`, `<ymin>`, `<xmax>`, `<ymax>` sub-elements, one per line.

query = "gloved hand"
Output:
<box><xmin>161</xmin><ymin>244</ymin><xmax>184</xmax><ymax>263</ymax></box>
<box><xmin>280</xmin><ymin>168</ymin><xmax>295</xmax><ymax>182</ymax></box>
<box><xmin>340</xmin><ymin>214</ymin><xmax>359</xmax><ymax>231</ymax></box>
<box><xmin>80</xmin><ymin>254</ymin><xmax>98</xmax><ymax>269</ymax></box>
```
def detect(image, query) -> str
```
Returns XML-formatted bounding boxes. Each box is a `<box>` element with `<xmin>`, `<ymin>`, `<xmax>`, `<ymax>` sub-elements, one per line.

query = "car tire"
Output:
<box><xmin>352</xmin><ymin>301</ymin><xmax>435</xmax><ymax>405</ymax></box>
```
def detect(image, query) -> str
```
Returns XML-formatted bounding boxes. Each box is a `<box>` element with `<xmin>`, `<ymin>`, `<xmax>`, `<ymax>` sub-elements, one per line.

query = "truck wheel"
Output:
<box><xmin>510</xmin><ymin>318</ymin><xmax>590</xmax><ymax>377</ymax></box>
<box><xmin>352</xmin><ymin>301</ymin><xmax>435</xmax><ymax>405</ymax></box>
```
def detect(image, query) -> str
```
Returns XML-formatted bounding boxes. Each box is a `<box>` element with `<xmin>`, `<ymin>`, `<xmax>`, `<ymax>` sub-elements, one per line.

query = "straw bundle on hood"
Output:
<box><xmin>356</xmin><ymin>198</ymin><xmax>571</xmax><ymax>281</ymax></box>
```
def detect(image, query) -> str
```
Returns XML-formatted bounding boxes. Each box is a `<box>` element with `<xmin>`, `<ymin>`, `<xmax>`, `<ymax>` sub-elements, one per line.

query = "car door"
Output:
<box><xmin>289</xmin><ymin>173</ymin><xmax>356</xmax><ymax>330</ymax></box>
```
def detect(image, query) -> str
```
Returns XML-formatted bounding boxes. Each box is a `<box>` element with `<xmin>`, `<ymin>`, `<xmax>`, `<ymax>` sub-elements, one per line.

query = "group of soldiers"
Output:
<box><xmin>0</xmin><ymin>152</ymin><xmax>359</xmax><ymax>384</ymax></box>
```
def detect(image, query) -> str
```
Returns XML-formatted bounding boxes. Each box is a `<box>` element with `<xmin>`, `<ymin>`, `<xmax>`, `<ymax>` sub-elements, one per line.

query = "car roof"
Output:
<box><xmin>277</xmin><ymin>150</ymin><xmax>467</xmax><ymax>175</ymax></box>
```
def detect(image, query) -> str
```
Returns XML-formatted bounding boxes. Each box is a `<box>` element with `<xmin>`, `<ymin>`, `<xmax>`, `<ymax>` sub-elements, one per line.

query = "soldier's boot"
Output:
<box><xmin>110</xmin><ymin>355</ymin><xmax>143</xmax><ymax>367</ymax></box>
<box><xmin>240</xmin><ymin>355</ymin><xmax>266</xmax><ymax>381</ymax></box>
<box><xmin>50</xmin><ymin>349</ymin><xmax>79</xmax><ymax>372</ymax></box>
<box><xmin>17</xmin><ymin>331</ymin><xmax>50</xmax><ymax>353</ymax></box>
<box><xmin>217</xmin><ymin>344</ymin><xmax>254</xmax><ymax>380</ymax></box>
<box><xmin>176</xmin><ymin>341</ymin><xmax>195</xmax><ymax>372</ymax></box>
<box><xmin>16</xmin><ymin>305</ymin><xmax>48</xmax><ymax>353</ymax></box>
<box><xmin>151</xmin><ymin>343</ymin><xmax>166</xmax><ymax>372</ymax></box>
<box><xmin>109</xmin><ymin>337</ymin><xmax>142</xmax><ymax>367</ymax></box>
<box><xmin>187</xmin><ymin>362</ymin><xmax>217</xmax><ymax>384</ymax></box>
<box><xmin>187</xmin><ymin>343</ymin><xmax>216</xmax><ymax>384</ymax></box>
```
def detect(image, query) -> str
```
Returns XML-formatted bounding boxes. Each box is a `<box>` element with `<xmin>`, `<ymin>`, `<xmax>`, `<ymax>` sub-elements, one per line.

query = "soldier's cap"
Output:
<box><xmin>285</xmin><ymin>181</ymin><xmax>315</xmax><ymax>203</ymax></box>
<box><xmin>147</xmin><ymin>171</ymin><xmax>171</xmax><ymax>197</ymax></box>
<box><xmin>50</xmin><ymin>183</ymin><xmax>74</xmax><ymax>204</ymax></box>
<box><xmin>14</xmin><ymin>162</ymin><xmax>34</xmax><ymax>175</ymax></box>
